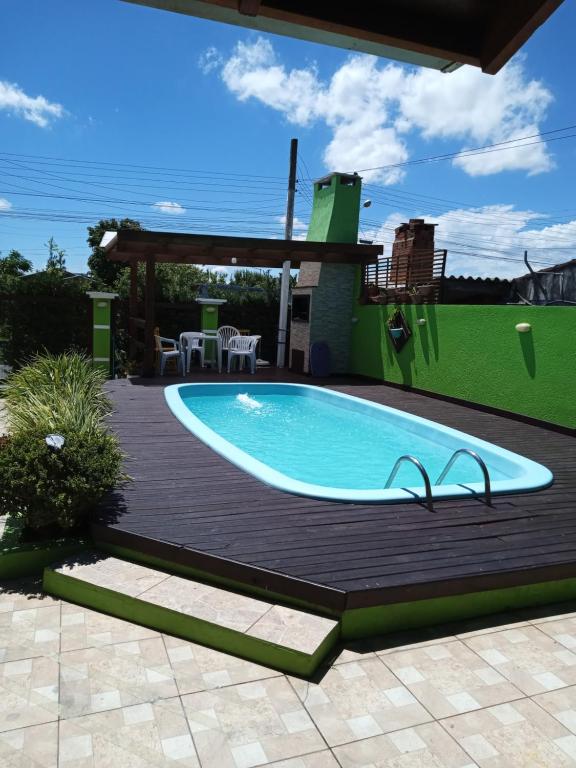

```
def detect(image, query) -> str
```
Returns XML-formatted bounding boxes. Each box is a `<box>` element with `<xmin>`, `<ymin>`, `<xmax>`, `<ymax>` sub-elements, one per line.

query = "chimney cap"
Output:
<box><xmin>314</xmin><ymin>171</ymin><xmax>362</xmax><ymax>186</ymax></box>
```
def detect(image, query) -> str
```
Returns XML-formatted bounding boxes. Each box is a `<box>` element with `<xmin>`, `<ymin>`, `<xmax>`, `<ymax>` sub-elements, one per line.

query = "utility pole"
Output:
<box><xmin>276</xmin><ymin>137</ymin><xmax>298</xmax><ymax>368</ymax></box>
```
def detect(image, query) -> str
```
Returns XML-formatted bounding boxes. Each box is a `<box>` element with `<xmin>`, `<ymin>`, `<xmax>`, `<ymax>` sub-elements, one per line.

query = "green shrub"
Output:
<box><xmin>0</xmin><ymin>430</ymin><xmax>125</xmax><ymax>530</ymax></box>
<box><xmin>3</xmin><ymin>351</ymin><xmax>111</xmax><ymax>435</ymax></box>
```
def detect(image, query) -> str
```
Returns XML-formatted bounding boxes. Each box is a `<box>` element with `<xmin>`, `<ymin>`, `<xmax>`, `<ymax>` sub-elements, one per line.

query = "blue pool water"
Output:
<box><xmin>165</xmin><ymin>383</ymin><xmax>553</xmax><ymax>504</ymax></box>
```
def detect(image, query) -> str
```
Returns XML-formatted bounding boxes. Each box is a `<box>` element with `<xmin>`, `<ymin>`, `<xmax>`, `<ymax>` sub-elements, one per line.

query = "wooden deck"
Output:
<box><xmin>93</xmin><ymin>372</ymin><xmax>576</xmax><ymax>613</ymax></box>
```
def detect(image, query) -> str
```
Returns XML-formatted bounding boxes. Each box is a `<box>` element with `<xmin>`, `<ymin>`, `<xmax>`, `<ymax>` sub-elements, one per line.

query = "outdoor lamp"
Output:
<box><xmin>45</xmin><ymin>434</ymin><xmax>65</xmax><ymax>451</ymax></box>
<box><xmin>231</xmin><ymin>257</ymin><xmax>237</xmax><ymax>265</ymax></box>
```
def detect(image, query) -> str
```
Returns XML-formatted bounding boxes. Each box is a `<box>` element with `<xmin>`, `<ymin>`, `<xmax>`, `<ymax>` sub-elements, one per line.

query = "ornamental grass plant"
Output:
<box><xmin>0</xmin><ymin>351</ymin><xmax>125</xmax><ymax>534</ymax></box>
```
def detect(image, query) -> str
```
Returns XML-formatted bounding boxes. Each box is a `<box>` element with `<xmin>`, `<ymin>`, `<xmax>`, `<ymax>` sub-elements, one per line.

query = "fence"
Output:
<box><xmin>361</xmin><ymin>249</ymin><xmax>447</xmax><ymax>304</ymax></box>
<box><xmin>0</xmin><ymin>293</ymin><xmax>92</xmax><ymax>370</ymax></box>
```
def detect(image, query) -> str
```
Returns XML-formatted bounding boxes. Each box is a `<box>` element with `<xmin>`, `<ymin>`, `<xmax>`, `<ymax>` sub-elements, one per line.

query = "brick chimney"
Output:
<box><xmin>391</xmin><ymin>218</ymin><xmax>437</xmax><ymax>287</ymax></box>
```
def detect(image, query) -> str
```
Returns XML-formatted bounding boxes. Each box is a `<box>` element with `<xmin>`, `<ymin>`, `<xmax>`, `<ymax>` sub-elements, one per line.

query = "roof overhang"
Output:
<box><xmin>101</xmin><ymin>230</ymin><xmax>382</xmax><ymax>268</ymax></box>
<box><xmin>121</xmin><ymin>0</ymin><xmax>564</xmax><ymax>74</ymax></box>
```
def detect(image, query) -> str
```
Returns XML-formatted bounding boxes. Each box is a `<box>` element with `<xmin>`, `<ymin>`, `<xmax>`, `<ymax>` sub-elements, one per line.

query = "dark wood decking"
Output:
<box><xmin>93</xmin><ymin>372</ymin><xmax>576</xmax><ymax>612</ymax></box>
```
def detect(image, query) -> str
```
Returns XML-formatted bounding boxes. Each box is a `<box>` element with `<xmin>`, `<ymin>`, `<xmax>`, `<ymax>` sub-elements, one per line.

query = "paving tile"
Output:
<box><xmin>0</xmin><ymin>578</ymin><xmax>60</xmax><ymax>613</ymax></box>
<box><xmin>525</xmin><ymin>602</ymin><xmax>576</xmax><ymax>625</ymax></box>
<box><xmin>60</xmin><ymin>602</ymin><xmax>159</xmax><ymax>652</ymax></box>
<box><xmin>334</xmin><ymin>721</ymin><xmax>478</xmax><ymax>767</ymax></box>
<box><xmin>0</xmin><ymin>603</ymin><xmax>60</xmax><ymax>662</ymax></box>
<box><xmin>381</xmin><ymin>639</ymin><xmax>522</xmax><ymax>718</ymax></box>
<box><xmin>537</xmin><ymin>616</ymin><xmax>576</xmax><ymax>652</ymax></box>
<box><xmin>141</xmin><ymin>574</ymin><xmax>272</xmax><ymax>633</ymax></box>
<box><xmin>59</xmin><ymin>636</ymin><xmax>177</xmax><ymax>718</ymax></box>
<box><xmin>0</xmin><ymin>656</ymin><xmax>59</xmax><ymax>732</ymax></box>
<box><xmin>246</xmin><ymin>606</ymin><xmax>337</xmax><ymax>655</ymax></box>
<box><xmin>332</xmin><ymin>638</ymin><xmax>377</xmax><ymax>665</ymax></box>
<box><xmin>374</xmin><ymin>628</ymin><xmax>457</xmax><ymax>656</ymax></box>
<box><xmin>463</xmin><ymin>625</ymin><xmax>576</xmax><ymax>695</ymax></box>
<box><xmin>533</xmin><ymin>685</ymin><xmax>576</xmax><ymax>734</ymax></box>
<box><xmin>0</xmin><ymin>721</ymin><xmax>59</xmax><ymax>767</ymax></box>
<box><xmin>53</xmin><ymin>553</ymin><xmax>170</xmax><ymax>597</ymax></box>
<box><xmin>290</xmin><ymin>657</ymin><xmax>431</xmax><ymax>746</ymax></box>
<box><xmin>59</xmin><ymin>696</ymin><xmax>200</xmax><ymax>766</ymax></box>
<box><xmin>266</xmin><ymin>752</ymin><xmax>340</xmax><ymax>767</ymax></box>
<box><xmin>442</xmin><ymin>698</ymin><xmax>576</xmax><ymax>767</ymax></box>
<box><xmin>181</xmin><ymin>676</ymin><xmax>324</xmax><ymax>768</ymax></box>
<box><xmin>164</xmin><ymin>634</ymin><xmax>281</xmax><ymax>694</ymax></box>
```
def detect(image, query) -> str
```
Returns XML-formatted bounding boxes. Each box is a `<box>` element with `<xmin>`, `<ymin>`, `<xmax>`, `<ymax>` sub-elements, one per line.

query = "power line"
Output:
<box><xmin>352</xmin><ymin>123</ymin><xmax>576</xmax><ymax>173</ymax></box>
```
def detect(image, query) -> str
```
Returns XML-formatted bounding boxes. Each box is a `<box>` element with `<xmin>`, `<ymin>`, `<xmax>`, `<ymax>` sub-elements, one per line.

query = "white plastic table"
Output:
<box><xmin>179</xmin><ymin>331</ymin><xmax>223</xmax><ymax>372</ymax></box>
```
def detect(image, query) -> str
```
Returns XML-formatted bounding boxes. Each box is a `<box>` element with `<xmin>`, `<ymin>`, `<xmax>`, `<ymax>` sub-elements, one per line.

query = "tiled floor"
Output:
<box><xmin>4</xmin><ymin>578</ymin><xmax>576</xmax><ymax>766</ymax></box>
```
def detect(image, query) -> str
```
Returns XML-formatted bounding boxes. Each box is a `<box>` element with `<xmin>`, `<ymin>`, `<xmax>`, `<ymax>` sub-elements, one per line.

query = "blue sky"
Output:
<box><xmin>1</xmin><ymin>0</ymin><xmax>575</xmax><ymax>278</ymax></box>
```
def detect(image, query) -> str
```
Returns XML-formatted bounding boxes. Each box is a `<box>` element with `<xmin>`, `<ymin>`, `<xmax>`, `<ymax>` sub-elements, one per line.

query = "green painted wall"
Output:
<box><xmin>349</xmin><ymin>303</ymin><xmax>576</xmax><ymax>428</ymax></box>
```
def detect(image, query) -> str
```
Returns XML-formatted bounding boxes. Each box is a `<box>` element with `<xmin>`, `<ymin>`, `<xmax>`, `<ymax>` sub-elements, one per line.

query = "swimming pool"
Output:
<box><xmin>164</xmin><ymin>383</ymin><xmax>553</xmax><ymax>504</ymax></box>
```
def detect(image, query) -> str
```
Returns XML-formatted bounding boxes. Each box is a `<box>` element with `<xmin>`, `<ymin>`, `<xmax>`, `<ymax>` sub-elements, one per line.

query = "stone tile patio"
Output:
<box><xmin>4</xmin><ymin>576</ymin><xmax>576</xmax><ymax>766</ymax></box>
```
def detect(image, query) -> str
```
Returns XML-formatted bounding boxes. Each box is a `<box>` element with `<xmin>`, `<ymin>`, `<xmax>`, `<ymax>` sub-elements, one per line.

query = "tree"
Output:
<box><xmin>45</xmin><ymin>237</ymin><xmax>66</xmax><ymax>272</ymax></box>
<box><xmin>0</xmin><ymin>250</ymin><xmax>32</xmax><ymax>282</ymax></box>
<box><xmin>87</xmin><ymin>218</ymin><xmax>143</xmax><ymax>287</ymax></box>
<box><xmin>0</xmin><ymin>250</ymin><xmax>33</xmax><ymax>292</ymax></box>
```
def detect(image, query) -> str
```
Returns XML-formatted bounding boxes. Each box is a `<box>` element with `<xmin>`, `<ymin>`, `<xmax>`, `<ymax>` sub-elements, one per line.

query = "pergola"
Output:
<box><xmin>101</xmin><ymin>229</ymin><xmax>382</xmax><ymax>376</ymax></box>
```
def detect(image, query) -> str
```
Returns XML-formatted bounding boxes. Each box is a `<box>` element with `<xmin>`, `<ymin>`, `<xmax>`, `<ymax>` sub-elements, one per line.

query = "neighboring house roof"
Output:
<box><xmin>122</xmin><ymin>0</ymin><xmax>564</xmax><ymax>73</ymax></box>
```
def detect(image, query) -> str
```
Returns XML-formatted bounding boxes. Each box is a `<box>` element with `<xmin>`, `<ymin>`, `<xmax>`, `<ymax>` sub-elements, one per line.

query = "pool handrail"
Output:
<box><xmin>437</xmin><ymin>448</ymin><xmax>492</xmax><ymax>506</ymax></box>
<box><xmin>384</xmin><ymin>455</ymin><xmax>434</xmax><ymax>510</ymax></box>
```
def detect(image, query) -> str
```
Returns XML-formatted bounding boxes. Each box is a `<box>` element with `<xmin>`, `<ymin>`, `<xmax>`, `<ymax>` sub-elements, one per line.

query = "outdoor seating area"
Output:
<box><xmin>155</xmin><ymin>325</ymin><xmax>262</xmax><ymax>375</ymax></box>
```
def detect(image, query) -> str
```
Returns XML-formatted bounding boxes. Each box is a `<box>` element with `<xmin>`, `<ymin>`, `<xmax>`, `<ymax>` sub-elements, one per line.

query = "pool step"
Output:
<box><xmin>43</xmin><ymin>551</ymin><xmax>339</xmax><ymax>676</ymax></box>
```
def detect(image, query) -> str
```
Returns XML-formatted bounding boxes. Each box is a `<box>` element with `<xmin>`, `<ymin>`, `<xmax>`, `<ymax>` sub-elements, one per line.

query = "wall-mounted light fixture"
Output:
<box><xmin>515</xmin><ymin>322</ymin><xmax>531</xmax><ymax>333</ymax></box>
<box><xmin>416</xmin><ymin>318</ymin><xmax>427</xmax><ymax>326</ymax></box>
<box><xmin>231</xmin><ymin>257</ymin><xmax>237</xmax><ymax>265</ymax></box>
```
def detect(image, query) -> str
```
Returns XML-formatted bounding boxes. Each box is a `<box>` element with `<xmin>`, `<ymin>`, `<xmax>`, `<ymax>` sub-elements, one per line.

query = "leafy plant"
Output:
<box><xmin>0</xmin><ymin>430</ymin><xmax>125</xmax><ymax>530</ymax></box>
<box><xmin>3</xmin><ymin>351</ymin><xmax>111</xmax><ymax>435</ymax></box>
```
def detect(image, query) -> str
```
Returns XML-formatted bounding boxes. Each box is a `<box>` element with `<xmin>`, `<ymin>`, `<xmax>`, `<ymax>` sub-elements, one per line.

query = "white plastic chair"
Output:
<box><xmin>227</xmin><ymin>335</ymin><xmax>261</xmax><ymax>374</ymax></box>
<box><xmin>154</xmin><ymin>335</ymin><xmax>184</xmax><ymax>376</ymax></box>
<box><xmin>217</xmin><ymin>325</ymin><xmax>240</xmax><ymax>370</ymax></box>
<box><xmin>179</xmin><ymin>332</ymin><xmax>205</xmax><ymax>372</ymax></box>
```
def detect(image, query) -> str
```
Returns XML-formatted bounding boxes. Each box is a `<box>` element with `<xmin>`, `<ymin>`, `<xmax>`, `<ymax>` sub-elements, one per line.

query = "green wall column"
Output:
<box><xmin>86</xmin><ymin>291</ymin><xmax>117</xmax><ymax>377</ymax></box>
<box><xmin>196</xmin><ymin>298</ymin><xmax>227</xmax><ymax>367</ymax></box>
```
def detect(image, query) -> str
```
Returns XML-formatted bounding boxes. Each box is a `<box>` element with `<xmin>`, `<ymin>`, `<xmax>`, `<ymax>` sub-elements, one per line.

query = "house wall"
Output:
<box><xmin>349</xmin><ymin>303</ymin><xmax>576</xmax><ymax>429</ymax></box>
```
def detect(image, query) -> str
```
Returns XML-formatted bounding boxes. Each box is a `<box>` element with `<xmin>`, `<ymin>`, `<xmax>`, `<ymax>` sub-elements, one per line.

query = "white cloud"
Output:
<box><xmin>0</xmin><ymin>80</ymin><xmax>65</xmax><ymax>127</ymax></box>
<box><xmin>203</xmin><ymin>39</ymin><xmax>554</xmax><ymax>183</ymax></box>
<box><xmin>198</xmin><ymin>47</ymin><xmax>223</xmax><ymax>74</ymax></box>
<box><xmin>0</xmin><ymin>198</ymin><xmax>12</xmax><ymax>210</ymax></box>
<box><xmin>277</xmin><ymin>214</ymin><xmax>307</xmax><ymax>231</ymax></box>
<box><xmin>363</xmin><ymin>205</ymin><xmax>576</xmax><ymax>278</ymax></box>
<box><xmin>152</xmin><ymin>201</ymin><xmax>186</xmax><ymax>215</ymax></box>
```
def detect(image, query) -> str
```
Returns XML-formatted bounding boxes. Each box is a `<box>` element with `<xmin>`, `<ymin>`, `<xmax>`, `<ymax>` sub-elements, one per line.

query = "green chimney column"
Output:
<box><xmin>306</xmin><ymin>172</ymin><xmax>362</xmax><ymax>244</ymax></box>
<box><xmin>87</xmin><ymin>291</ymin><xmax>117</xmax><ymax>377</ymax></box>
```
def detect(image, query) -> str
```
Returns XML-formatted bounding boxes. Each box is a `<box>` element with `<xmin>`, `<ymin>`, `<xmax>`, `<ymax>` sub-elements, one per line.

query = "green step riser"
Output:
<box><xmin>43</xmin><ymin>569</ymin><xmax>339</xmax><ymax>677</ymax></box>
<box><xmin>0</xmin><ymin>541</ymin><xmax>88</xmax><ymax>579</ymax></box>
<box><xmin>342</xmin><ymin>577</ymin><xmax>576</xmax><ymax>639</ymax></box>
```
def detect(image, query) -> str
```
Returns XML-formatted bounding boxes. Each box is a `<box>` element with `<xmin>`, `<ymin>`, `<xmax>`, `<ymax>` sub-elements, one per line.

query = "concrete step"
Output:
<box><xmin>44</xmin><ymin>551</ymin><xmax>339</xmax><ymax>676</ymax></box>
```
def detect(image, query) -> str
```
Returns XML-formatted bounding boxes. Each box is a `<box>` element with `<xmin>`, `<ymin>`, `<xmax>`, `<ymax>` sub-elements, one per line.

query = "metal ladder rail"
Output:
<box><xmin>385</xmin><ymin>455</ymin><xmax>434</xmax><ymax>510</ymax></box>
<box><xmin>436</xmin><ymin>448</ymin><xmax>492</xmax><ymax>506</ymax></box>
